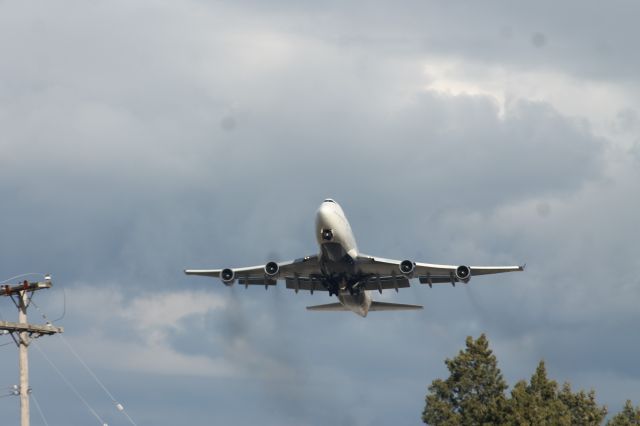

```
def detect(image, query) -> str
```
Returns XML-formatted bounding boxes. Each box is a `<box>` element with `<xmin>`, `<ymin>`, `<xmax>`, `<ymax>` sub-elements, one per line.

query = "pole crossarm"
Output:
<box><xmin>0</xmin><ymin>321</ymin><xmax>63</xmax><ymax>336</ymax></box>
<box><xmin>2</xmin><ymin>280</ymin><xmax>52</xmax><ymax>297</ymax></box>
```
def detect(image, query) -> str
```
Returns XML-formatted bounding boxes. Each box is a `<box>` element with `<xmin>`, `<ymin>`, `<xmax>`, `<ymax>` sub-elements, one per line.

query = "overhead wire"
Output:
<box><xmin>30</xmin><ymin>298</ymin><xmax>138</xmax><ymax>425</ymax></box>
<box><xmin>58</xmin><ymin>335</ymin><xmax>139</xmax><ymax>426</ymax></box>
<box><xmin>0</xmin><ymin>385</ymin><xmax>18</xmax><ymax>399</ymax></box>
<box><xmin>1</xmin><ymin>273</ymin><xmax>56</xmax><ymax>347</ymax></box>
<box><xmin>0</xmin><ymin>272</ymin><xmax>45</xmax><ymax>321</ymax></box>
<box><xmin>31</xmin><ymin>392</ymin><xmax>51</xmax><ymax>426</ymax></box>
<box><xmin>25</xmin><ymin>273</ymin><xmax>67</xmax><ymax>323</ymax></box>
<box><xmin>0</xmin><ymin>290</ymin><xmax>5</xmax><ymax>321</ymax></box>
<box><xmin>30</xmin><ymin>299</ymin><xmax>55</xmax><ymax>326</ymax></box>
<box><xmin>0</xmin><ymin>272</ymin><xmax>46</xmax><ymax>284</ymax></box>
<box><xmin>32</xmin><ymin>342</ymin><xmax>107</xmax><ymax>426</ymax></box>
<box><xmin>1</xmin><ymin>285</ymin><xmax>12</xmax><ymax>348</ymax></box>
<box><xmin>51</xmin><ymin>286</ymin><xmax>66</xmax><ymax>323</ymax></box>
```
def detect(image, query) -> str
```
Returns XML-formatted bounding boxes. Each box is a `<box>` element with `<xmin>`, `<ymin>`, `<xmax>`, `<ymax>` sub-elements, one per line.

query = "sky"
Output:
<box><xmin>1</xmin><ymin>1</ymin><xmax>640</xmax><ymax>425</ymax></box>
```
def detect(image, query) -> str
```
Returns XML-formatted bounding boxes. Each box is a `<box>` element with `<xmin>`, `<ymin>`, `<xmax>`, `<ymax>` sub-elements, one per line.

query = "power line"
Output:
<box><xmin>32</xmin><ymin>342</ymin><xmax>106</xmax><ymax>426</ymax></box>
<box><xmin>51</xmin><ymin>286</ymin><xmax>66</xmax><ymax>323</ymax></box>
<box><xmin>58</xmin><ymin>335</ymin><xmax>138</xmax><ymax>426</ymax></box>
<box><xmin>0</xmin><ymin>273</ymin><xmax>46</xmax><ymax>285</ymax></box>
<box><xmin>30</xmin><ymin>299</ymin><xmax>138</xmax><ymax>426</ymax></box>
<box><xmin>30</xmin><ymin>393</ymin><xmax>50</xmax><ymax>426</ymax></box>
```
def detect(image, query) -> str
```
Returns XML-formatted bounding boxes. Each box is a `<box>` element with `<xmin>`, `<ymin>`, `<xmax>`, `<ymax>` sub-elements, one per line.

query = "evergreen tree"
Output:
<box><xmin>607</xmin><ymin>400</ymin><xmax>640</xmax><ymax>426</ymax></box>
<box><xmin>422</xmin><ymin>335</ymin><xmax>611</xmax><ymax>425</ymax></box>
<box><xmin>505</xmin><ymin>361</ymin><xmax>571</xmax><ymax>425</ymax></box>
<box><xmin>422</xmin><ymin>334</ymin><xmax>508</xmax><ymax>425</ymax></box>
<box><xmin>557</xmin><ymin>382</ymin><xmax>607</xmax><ymax>425</ymax></box>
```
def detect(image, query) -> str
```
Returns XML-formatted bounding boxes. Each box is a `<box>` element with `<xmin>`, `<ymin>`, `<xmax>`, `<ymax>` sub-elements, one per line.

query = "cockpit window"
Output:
<box><xmin>324</xmin><ymin>198</ymin><xmax>335</xmax><ymax>203</ymax></box>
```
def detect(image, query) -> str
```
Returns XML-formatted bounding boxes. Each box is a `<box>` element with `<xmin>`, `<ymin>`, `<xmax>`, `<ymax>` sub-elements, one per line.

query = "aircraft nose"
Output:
<box><xmin>316</xmin><ymin>208</ymin><xmax>328</xmax><ymax>229</ymax></box>
<box><xmin>316</xmin><ymin>202</ymin><xmax>334</xmax><ymax>226</ymax></box>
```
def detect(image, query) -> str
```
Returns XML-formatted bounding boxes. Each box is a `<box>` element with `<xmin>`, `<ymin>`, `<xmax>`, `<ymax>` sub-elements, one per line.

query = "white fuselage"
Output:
<box><xmin>315</xmin><ymin>199</ymin><xmax>372</xmax><ymax>316</ymax></box>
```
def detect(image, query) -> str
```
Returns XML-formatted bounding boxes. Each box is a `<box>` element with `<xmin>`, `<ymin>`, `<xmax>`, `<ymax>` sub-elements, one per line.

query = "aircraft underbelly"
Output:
<box><xmin>321</xmin><ymin>242</ymin><xmax>348</xmax><ymax>262</ymax></box>
<box><xmin>338</xmin><ymin>291</ymin><xmax>372</xmax><ymax>317</ymax></box>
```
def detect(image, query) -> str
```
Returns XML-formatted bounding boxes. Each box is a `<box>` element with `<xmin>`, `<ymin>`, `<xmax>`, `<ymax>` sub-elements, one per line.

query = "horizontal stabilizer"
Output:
<box><xmin>306</xmin><ymin>303</ymin><xmax>349</xmax><ymax>311</ymax></box>
<box><xmin>368</xmin><ymin>301</ymin><xmax>423</xmax><ymax>311</ymax></box>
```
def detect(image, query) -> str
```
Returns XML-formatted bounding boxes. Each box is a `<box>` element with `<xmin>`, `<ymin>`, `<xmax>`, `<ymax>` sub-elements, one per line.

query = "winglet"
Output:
<box><xmin>520</xmin><ymin>263</ymin><xmax>526</xmax><ymax>271</ymax></box>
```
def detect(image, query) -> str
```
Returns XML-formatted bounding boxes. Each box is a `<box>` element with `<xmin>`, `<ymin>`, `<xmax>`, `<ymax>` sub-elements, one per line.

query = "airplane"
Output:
<box><xmin>185</xmin><ymin>199</ymin><xmax>524</xmax><ymax>317</ymax></box>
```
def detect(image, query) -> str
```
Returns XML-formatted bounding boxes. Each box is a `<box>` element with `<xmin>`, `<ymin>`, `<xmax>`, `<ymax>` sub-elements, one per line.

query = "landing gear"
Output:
<box><xmin>348</xmin><ymin>282</ymin><xmax>361</xmax><ymax>296</ymax></box>
<box><xmin>327</xmin><ymin>282</ymin><xmax>340</xmax><ymax>297</ymax></box>
<box><xmin>322</xmin><ymin>274</ymin><xmax>364</xmax><ymax>297</ymax></box>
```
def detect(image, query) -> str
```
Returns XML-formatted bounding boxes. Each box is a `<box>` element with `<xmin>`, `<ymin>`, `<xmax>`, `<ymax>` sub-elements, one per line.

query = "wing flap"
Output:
<box><xmin>360</xmin><ymin>275</ymin><xmax>411</xmax><ymax>291</ymax></box>
<box><xmin>418</xmin><ymin>275</ymin><xmax>458</xmax><ymax>285</ymax></box>
<box><xmin>285</xmin><ymin>277</ymin><xmax>328</xmax><ymax>292</ymax></box>
<box><xmin>238</xmin><ymin>277</ymin><xmax>277</xmax><ymax>286</ymax></box>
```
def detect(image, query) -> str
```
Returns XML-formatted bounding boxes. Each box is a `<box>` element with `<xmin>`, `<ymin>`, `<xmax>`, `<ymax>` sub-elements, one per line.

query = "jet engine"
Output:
<box><xmin>264</xmin><ymin>261</ymin><xmax>279</xmax><ymax>277</ymax></box>
<box><xmin>399</xmin><ymin>260</ymin><xmax>415</xmax><ymax>276</ymax></box>
<box><xmin>455</xmin><ymin>265</ymin><xmax>471</xmax><ymax>283</ymax></box>
<box><xmin>221</xmin><ymin>268</ymin><xmax>235</xmax><ymax>285</ymax></box>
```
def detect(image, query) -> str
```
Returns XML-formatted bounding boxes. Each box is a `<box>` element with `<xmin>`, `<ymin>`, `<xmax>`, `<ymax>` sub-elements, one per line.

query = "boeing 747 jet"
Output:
<box><xmin>185</xmin><ymin>199</ymin><xmax>523</xmax><ymax>317</ymax></box>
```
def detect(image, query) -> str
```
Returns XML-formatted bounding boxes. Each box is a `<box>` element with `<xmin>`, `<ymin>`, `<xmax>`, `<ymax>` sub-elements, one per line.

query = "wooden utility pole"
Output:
<box><xmin>18</xmin><ymin>288</ymin><xmax>30</xmax><ymax>426</ymax></box>
<box><xmin>1</xmin><ymin>277</ymin><xmax>63</xmax><ymax>426</ymax></box>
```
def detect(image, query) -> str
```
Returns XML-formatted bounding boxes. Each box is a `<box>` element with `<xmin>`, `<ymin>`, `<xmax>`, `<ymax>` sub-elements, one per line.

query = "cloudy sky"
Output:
<box><xmin>1</xmin><ymin>1</ymin><xmax>640</xmax><ymax>425</ymax></box>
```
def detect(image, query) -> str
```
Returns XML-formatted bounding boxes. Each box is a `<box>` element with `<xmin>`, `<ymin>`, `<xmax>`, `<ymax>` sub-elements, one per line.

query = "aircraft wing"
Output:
<box><xmin>185</xmin><ymin>255</ymin><xmax>324</xmax><ymax>289</ymax></box>
<box><xmin>185</xmin><ymin>253</ymin><xmax>523</xmax><ymax>290</ymax></box>
<box><xmin>355</xmin><ymin>254</ymin><xmax>523</xmax><ymax>286</ymax></box>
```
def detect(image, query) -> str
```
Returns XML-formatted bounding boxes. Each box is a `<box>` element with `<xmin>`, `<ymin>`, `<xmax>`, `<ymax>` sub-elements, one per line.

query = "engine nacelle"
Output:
<box><xmin>221</xmin><ymin>268</ymin><xmax>235</xmax><ymax>286</ymax></box>
<box><xmin>264</xmin><ymin>261</ymin><xmax>279</xmax><ymax>277</ymax></box>
<box><xmin>455</xmin><ymin>265</ymin><xmax>471</xmax><ymax>283</ymax></box>
<box><xmin>399</xmin><ymin>260</ymin><xmax>415</xmax><ymax>276</ymax></box>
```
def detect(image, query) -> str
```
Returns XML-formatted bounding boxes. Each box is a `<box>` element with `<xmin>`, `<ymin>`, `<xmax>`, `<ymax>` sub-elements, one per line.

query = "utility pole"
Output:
<box><xmin>1</xmin><ymin>276</ymin><xmax>63</xmax><ymax>426</ymax></box>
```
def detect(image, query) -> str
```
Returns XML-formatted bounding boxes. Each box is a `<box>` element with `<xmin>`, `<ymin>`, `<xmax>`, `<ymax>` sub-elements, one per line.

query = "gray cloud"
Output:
<box><xmin>1</xmin><ymin>1</ymin><xmax>639</xmax><ymax>425</ymax></box>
